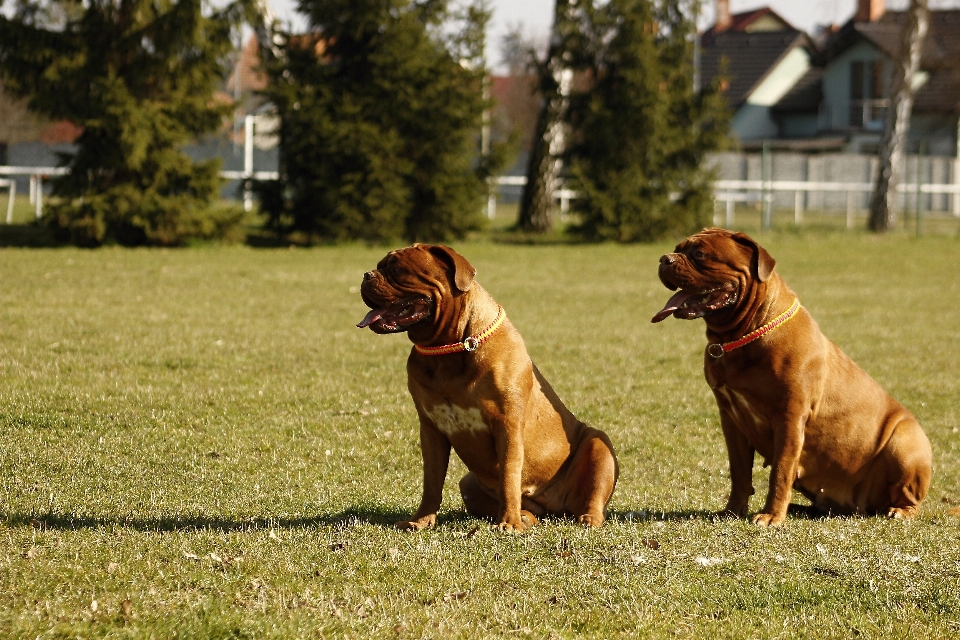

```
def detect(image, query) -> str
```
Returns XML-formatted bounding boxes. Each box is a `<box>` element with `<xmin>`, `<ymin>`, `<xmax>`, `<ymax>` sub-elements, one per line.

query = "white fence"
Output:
<box><xmin>0</xmin><ymin>165</ymin><xmax>279</xmax><ymax>223</ymax></box>
<box><xmin>713</xmin><ymin>178</ymin><xmax>960</xmax><ymax>229</ymax></box>
<box><xmin>5</xmin><ymin>148</ymin><xmax>960</xmax><ymax>230</ymax></box>
<box><xmin>708</xmin><ymin>150</ymin><xmax>960</xmax><ymax>229</ymax></box>
<box><xmin>0</xmin><ymin>115</ymin><xmax>279</xmax><ymax>222</ymax></box>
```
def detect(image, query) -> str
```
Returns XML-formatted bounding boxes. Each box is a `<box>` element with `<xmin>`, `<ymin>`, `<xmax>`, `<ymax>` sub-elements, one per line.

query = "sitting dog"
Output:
<box><xmin>358</xmin><ymin>244</ymin><xmax>618</xmax><ymax>531</ymax></box>
<box><xmin>652</xmin><ymin>228</ymin><xmax>931</xmax><ymax>526</ymax></box>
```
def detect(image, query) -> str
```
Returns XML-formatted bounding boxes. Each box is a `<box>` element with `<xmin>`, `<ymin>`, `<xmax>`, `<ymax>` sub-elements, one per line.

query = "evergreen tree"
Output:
<box><xmin>257</xmin><ymin>0</ymin><xmax>499</xmax><ymax>243</ymax></box>
<box><xmin>566</xmin><ymin>0</ymin><xmax>729</xmax><ymax>242</ymax></box>
<box><xmin>0</xmin><ymin>0</ymin><xmax>246</xmax><ymax>246</ymax></box>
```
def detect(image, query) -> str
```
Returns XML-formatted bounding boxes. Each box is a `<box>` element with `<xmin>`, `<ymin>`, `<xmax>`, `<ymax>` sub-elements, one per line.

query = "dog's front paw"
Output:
<box><xmin>395</xmin><ymin>515</ymin><xmax>436</xmax><ymax>531</ymax></box>
<box><xmin>719</xmin><ymin>497</ymin><xmax>751</xmax><ymax>519</ymax></box>
<box><xmin>886</xmin><ymin>506</ymin><xmax>919</xmax><ymax>520</ymax></box>
<box><xmin>494</xmin><ymin>512</ymin><xmax>534</xmax><ymax>533</ymax></box>
<box><xmin>750</xmin><ymin>512</ymin><xmax>785</xmax><ymax>527</ymax></box>
<box><xmin>577</xmin><ymin>513</ymin><xmax>604</xmax><ymax>527</ymax></box>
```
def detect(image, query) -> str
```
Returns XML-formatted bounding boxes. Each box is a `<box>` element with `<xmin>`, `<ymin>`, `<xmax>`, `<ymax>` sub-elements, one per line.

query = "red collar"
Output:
<box><xmin>414</xmin><ymin>306</ymin><xmax>506</xmax><ymax>356</ymax></box>
<box><xmin>707</xmin><ymin>298</ymin><xmax>801</xmax><ymax>359</ymax></box>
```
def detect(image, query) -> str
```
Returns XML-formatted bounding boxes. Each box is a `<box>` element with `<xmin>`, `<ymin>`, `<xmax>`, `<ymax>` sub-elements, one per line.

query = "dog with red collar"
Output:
<box><xmin>358</xmin><ymin>244</ymin><xmax>618</xmax><ymax>531</ymax></box>
<box><xmin>653</xmin><ymin>228</ymin><xmax>931</xmax><ymax>525</ymax></box>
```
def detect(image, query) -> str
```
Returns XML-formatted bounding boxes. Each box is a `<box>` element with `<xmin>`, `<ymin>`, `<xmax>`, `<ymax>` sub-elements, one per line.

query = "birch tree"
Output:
<box><xmin>868</xmin><ymin>0</ymin><xmax>929</xmax><ymax>232</ymax></box>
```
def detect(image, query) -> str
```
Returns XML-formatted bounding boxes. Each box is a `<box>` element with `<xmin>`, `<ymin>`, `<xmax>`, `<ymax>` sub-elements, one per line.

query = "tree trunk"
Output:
<box><xmin>868</xmin><ymin>0</ymin><xmax>929</xmax><ymax>232</ymax></box>
<box><xmin>517</xmin><ymin>0</ymin><xmax>572</xmax><ymax>233</ymax></box>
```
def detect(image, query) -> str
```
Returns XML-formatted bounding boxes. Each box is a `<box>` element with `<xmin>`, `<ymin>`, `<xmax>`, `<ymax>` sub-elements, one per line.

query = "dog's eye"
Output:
<box><xmin>693</xmin><ymin>249</ymin><xmax>707</xmax><ymax>260</ymax></box>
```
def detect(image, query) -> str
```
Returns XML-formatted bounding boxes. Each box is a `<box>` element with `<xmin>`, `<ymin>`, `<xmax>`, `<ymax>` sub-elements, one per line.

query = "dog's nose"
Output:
<box><xmin>363</xmin><ymin>270</ymin><xmax>375</xmax><ymax>281</ymax></box>
<box><xmin>660</xmin><ymin>254</ymin><xmax>677</xmax><ymax>266</ymax></box>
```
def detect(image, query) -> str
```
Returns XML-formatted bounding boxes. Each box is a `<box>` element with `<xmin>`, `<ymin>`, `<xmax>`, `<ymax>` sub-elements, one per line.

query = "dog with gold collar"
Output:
<box><xmin>358</xmin><ymin>244</ymin><xmax>618</xmax><ymax>531</ymax></box>
<box><xmin>653</xmin><ymin>228</ymin><xmax>931</xmax><ymax>525</ymax></box>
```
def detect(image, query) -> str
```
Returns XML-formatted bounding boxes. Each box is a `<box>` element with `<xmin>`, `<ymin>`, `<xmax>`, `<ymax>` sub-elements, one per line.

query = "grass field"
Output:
<box><xmin>2</xmin><ymin>220</ymin><xmax>960</xmax><ymax>637</ymax></box>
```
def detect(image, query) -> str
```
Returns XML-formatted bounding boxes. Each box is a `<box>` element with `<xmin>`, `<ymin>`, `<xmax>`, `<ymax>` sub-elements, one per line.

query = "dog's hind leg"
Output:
<box><xmin>857</xmin><ymin>415</ymin><xmax>932</xmax><ymax>518</ymax></box>
<box><xmin>882</xmin><ymin>417</ymin><xmax>932</xmax><ymax>519</ymax></box>
<box><xmin>562</xmin><ymin>427</ymin><xmax>618</xmax><ymax>527</ymax></box>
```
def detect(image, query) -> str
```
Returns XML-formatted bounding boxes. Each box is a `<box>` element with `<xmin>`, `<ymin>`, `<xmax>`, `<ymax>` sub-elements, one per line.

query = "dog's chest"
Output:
<box><xmin>424</xmin><ymin>404</ymin><xmax>489</xmax><ymax>438</ymax></box>
<box><xmin>714</xmin><ymin>386</ymin><xmax>766</xmax><ymax>430</ymax></box>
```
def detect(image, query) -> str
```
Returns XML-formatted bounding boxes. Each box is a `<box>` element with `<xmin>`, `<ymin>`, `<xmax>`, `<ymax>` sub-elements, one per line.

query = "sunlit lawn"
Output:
<box><xmin>1</xmin><ymin>216</ymin><xmax>960</xmax><ymax>637</ymax></box>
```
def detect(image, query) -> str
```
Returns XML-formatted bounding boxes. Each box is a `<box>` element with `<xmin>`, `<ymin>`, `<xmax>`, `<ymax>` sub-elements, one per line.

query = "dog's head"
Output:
<box><xmin>651</xmin><ymin>228</ymin><xmax>775</xmax><ymax>323</ymax></box>
<box><xmin>357</xmin><ymin>244</ymin><xmax>476</xmax><ymax>334</ymax></box>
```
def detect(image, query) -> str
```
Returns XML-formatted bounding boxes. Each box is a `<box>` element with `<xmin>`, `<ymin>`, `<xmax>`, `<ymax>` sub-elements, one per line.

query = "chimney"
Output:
<box><xmin>716</xmin><ymin>0</ymin><xmax>732</xmax><ymax>32</ymax></box>
<box><xmin>855</xmin><ymin>0</ymin><xmax>885</xmax><ymax>22</ymax></box>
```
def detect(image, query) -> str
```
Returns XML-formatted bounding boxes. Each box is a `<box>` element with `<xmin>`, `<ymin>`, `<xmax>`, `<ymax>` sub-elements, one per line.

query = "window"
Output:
<box><xmin>849</xmin><ymin>60</ymin><xmax>887</xmax><ymax>129</ymax></box>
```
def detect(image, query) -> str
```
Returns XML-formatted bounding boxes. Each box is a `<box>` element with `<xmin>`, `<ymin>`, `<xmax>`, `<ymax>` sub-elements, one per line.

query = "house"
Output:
<box><xmin>772</xmin><ymin>0</ymin><xmax>960</xmax><ymax>156</ymax></box>
<box><xmin>706</xmin><ymin>0</ymin><xmax>960</xmax><ymax>157</ymax></box>
<box><xmin>699</xmin><ymin>1</ymin><xmax>816</xmax><ymax>147</ymax></box>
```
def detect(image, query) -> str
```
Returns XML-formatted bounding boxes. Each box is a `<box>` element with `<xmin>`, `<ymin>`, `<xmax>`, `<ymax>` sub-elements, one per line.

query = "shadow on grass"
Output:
<box><xmin>2</xmin><ymin>505</ymin><xmax>425</xmax><ymax>533</ymax></box>
<box><xmin>489</xmin><ymin>229</ymin><xmax>584</xmax><ymax>246</ymax></box>
<box><xmin>606</xmin><ymin>503</ymin><xmax>822</xmax><ymax>523</ymax></box>
<box><xmin>0</xmin><ymin>224</ymin><xmax>65</xmax><ymax>248</ymax></box>
<box><xmin>4</xmin><ymin>504</ymin><xmax>828</xmax><ymax>533</ymax></box>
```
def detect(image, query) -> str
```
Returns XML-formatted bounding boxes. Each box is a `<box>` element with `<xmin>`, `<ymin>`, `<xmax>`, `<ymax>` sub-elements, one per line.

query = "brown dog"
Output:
<box><xmin>357</xmin><ymin>244</ymin><xmax>618</xmax><ymax>531</ymax></box>
<box><xmin>653</xmin><ymin>228</ymin><xmax>931</xmax><ymax>526</ymax></box>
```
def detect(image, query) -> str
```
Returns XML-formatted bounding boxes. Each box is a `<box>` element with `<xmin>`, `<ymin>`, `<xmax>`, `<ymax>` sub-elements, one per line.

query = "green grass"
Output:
<box><xmin>2</xmin><ymin>228</ymin><xmax>960</xmax><ymax>637</ymax></box>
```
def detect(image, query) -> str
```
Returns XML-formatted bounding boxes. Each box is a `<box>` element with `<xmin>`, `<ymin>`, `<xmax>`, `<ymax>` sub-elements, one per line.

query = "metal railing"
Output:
<box><xmin>0</xmin><ymin>164</ymin><xmax>279</xmax><ymax>223</ymax></box>
<box><xmin>0</xmin><ymin>115</ymin><xmax>279</xmax><ymax>221</ymax></box>
<box><xmin>818</xmin><ymin>99</ymin><xmax>889</xmax><ymax>131</ymax></box>
<box><xmin>5</xmin><ymin>169</ymin><xmax>959</xmax><ymax>229</ymax></box>
<box><xmin>714</xmin><ymin>178</ymin><xmax>960</xmax><ymax>229</ymax></box>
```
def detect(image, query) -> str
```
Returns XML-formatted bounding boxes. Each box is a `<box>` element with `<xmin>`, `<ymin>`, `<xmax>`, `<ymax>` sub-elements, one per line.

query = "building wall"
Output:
<box><xmin>776</xmin><ymin>112</ymin><xmax>819</xmax><ymax>137</ymax></box>
<box><xmin>732</xmin><ymin>46</ymin><xmax>811</xmax><ymax>141</ymax></box>
<box><xmin>909</xmin><ymin>114</ymin><xmax>959</xmax><ymax>156</ymax></box>
<box><xmin>820</xmin><ymin>39</ymin><xmax>885</xmax><ymax>131</ymax></box>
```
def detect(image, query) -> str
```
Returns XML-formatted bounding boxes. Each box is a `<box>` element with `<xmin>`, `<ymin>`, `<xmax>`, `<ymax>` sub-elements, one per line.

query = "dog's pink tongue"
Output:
<box><xmin>357</xmin><ymin>308</ymin><xmax>386</xmax><ymax>328</ymax></box>
<box><xmin>651</xmin><ymin>290</ymin><xmax>699</xmax><ymax>323</ymax></box>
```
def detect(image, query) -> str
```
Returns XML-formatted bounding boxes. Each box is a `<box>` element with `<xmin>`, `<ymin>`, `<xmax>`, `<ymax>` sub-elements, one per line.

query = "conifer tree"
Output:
<box><xmin>0</xmin><ymin>0</ymin><xmax>245</xmax><ymax>246</ymax></box>
<box><xmin>566</xmin><ymin>0</ymin><xmax>728</xmax><ymax>242</ymax></box>
<box><xmin>257</xmin><ymin>0</ymin><xmax>499</xmax><ymax>243</ymax></box>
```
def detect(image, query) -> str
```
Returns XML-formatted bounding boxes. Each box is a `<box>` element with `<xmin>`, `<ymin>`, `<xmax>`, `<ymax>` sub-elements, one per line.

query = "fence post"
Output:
<box><xmin>3</xmin><ymin>179</ymin><xmax>15</xmax><ymax>224</ymax></box>
<box><xmin>726</xmin><ymin>199</ymin><xmax>734</xmax><ymax>227</ymax></box>
<box><xmin>794</xmin><ymin>190</ymin><xmax>802</xmax><ymax>224</ymax></box>
<box><xmin>846</xmin><ymin>190</ymin><xmax>854</xmax><ymax>229</ymax></box>
<box><xmin>917</xmin><ymin>142</ymin><xmax>925</xmax><ymax>236</ymax></box>
<box><xmin>955</xmin><ymin>157</ymin><xmax>960</xmax><ymax>217</ymax></box>
<box><xmin>243</xmin><ymin>115</ymin><xmax>254</xmax><ymax>212</ymax></box>
<box><xmin>486</xmin><ymin>179</ymin><xmax>497</xmax><ymax>220</ymax></box>
<box><xmin>35</xmin><ymin>175</ymin><xmax>43</xmax><ymax>219</ymax></box>
<box><xmin>761</xmin><ymin>141</ymin><xmax>772</xmax><ymax>230</ymax></box>
<box><xmin>955</xmin><ymin>118</ymin><xmax>960</xmax><ymax>216</ymax></box>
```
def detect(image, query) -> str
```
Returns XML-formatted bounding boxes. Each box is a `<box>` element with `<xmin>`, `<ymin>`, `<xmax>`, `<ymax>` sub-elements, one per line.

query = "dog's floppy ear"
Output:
<box><xmin>428</xmin><ymin>244</ymin><xmax>476</xmax><ymax>293</ymax></box>
<box><xmin>731</xmin><ymin>232</ymin><xmax>776</xmax><ymax>282</ymax></box>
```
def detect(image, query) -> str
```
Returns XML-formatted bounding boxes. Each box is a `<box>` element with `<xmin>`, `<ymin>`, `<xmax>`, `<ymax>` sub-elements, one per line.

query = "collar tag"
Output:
<box><xmin>707</xmin><ymin>298</ymin><xmax>801</xmax><ymax>358</ymax></box>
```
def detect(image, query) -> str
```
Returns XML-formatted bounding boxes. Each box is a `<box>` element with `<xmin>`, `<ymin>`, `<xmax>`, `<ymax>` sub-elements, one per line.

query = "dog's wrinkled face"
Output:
<box><xmin>651</xmin><ymin>228</ymin><xmax>775</xmax><ymax>323</ymax></box>
<box><xmin>357</xmin><ymin>244</ymin><xmax>476</xmax><ymax>334</ymax></box>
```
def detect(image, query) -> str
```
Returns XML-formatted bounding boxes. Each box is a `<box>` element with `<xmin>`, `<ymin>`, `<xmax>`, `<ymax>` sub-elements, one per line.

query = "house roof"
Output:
<box><xmin>771</xmin><ymin>66</ymin><xmax>823</xmax><ymax>113</ymax></box>
<box><xmin>700</xmin><ymin>29</ymin><xmax>811</xmax><ymax>109</ymax></box>
<box><xmin>815</xmin><ymin>10</ymin><xmax>960</xmax><ymax>114</ymax></box>
<box><xmin>701</xmin><ymin>7</ymin><xmax>793</xmax><ymax>39</ymax></box>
